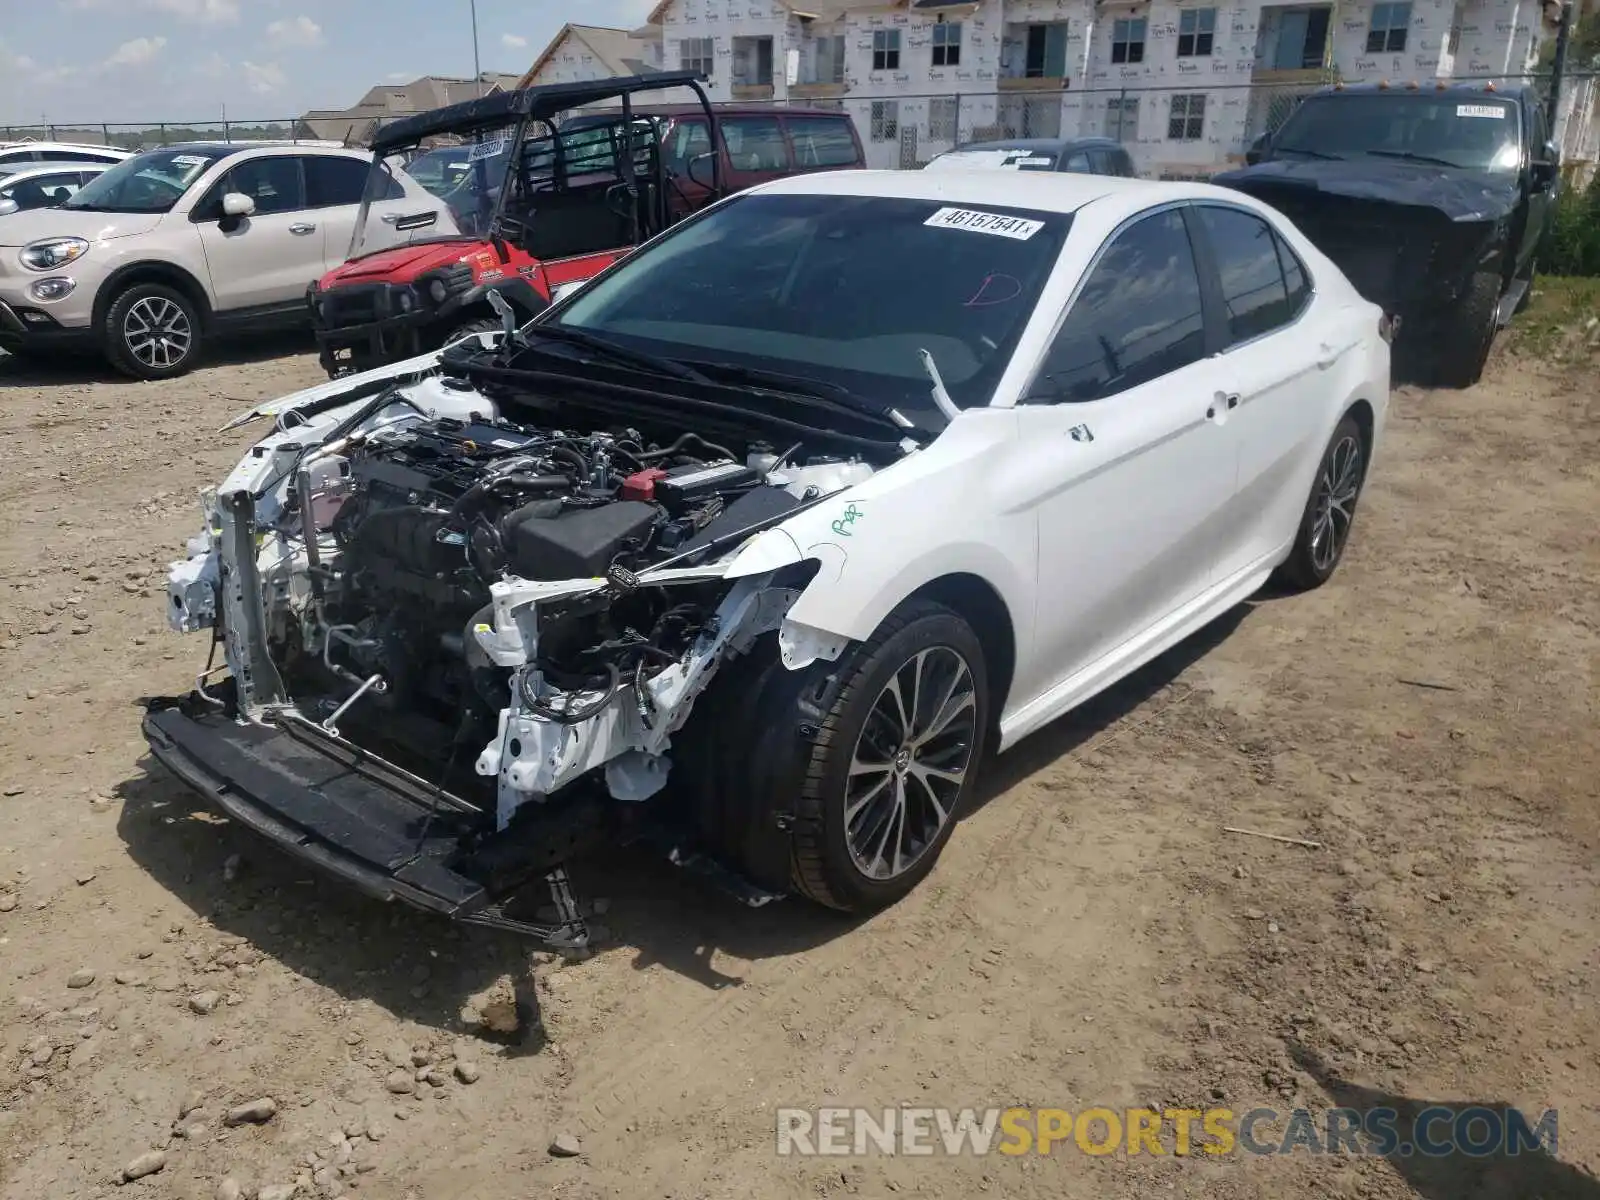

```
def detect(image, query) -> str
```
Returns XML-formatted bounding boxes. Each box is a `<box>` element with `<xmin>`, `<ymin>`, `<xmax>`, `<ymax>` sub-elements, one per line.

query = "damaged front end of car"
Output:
<box><xmin>143</xmin><ymin>339</ymin><xmax>908</xmax><ymax>945</ymax></box>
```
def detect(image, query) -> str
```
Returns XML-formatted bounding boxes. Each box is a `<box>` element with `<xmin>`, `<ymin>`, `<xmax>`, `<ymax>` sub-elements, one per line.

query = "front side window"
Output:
<box><xmin>722</xmin><ymin>117</ymin><xmax>788</xmax><ymax>171</ymax></box>
<box><xmin>664</xmin><ymin>119</ymin><xmax>712</xmax><ymax>176</ymax></box>
<box><xmin>551</xmin><ymin>192</ymin><xmax>1071</xmax><ymax>424</ymax></box>
<box><xmin>1271</xmin><ymin>93</ymin><xmax>1519</xmax><ymax>172</ymax></box>
<box><xmin>1177</xmin><ymin>7</ymin><xmax>1217</xmax><ymax>56</ymax></box>
<box><xmin>1063</xmin><ymin>151</ymin><xmax>1092</xmax><ymax>173</ymax></box>
<box><xmin>1112</xmin><ymin>18</ymin><xmax>1148</xmax><ymax>64</ymax></box>
<box><xmin>680</xmin><ymin>36</ymin><xmax>715</xmax><ymax>77</ymax></box>
<box><xmin>64</xmin><ymin>147</ymin><xmax>225</xmax><ymax>214</ymax></box>
<box><xmin>1169</xmin><ymin>93</ymin><xmax>1207</xmax><ymax>141</ymax></box>
<box><xmin>1194</xmin><ymin>205</ymin><xmax>1303</xmax><ymax>344</ymax></box>
<box><xmin>871</xmin><ymin>100</ymin><xmax>900</xmax><ymax>143</ymax></box>
<box><xmin>219</xmin><ymin>156</ymin><xmax>305</xmax><ymax>216</ymax></box>
<box><xmin>932</xmin><ymin>21</ymin><xmax>962</xmax><ymax>67</ymax></box>
<box><xmin>873</xmin><ymin>29</ymin><xmax>902</xmax><ymax>71</ymax></box>
<box><xmin>1026</xmin><ymin>208</ymin><xmax>1205</xmax><ymax>404</ymax></box>
<box><xmin>1367</xmin><ymin>2</ymin><xmax>1411</xmax><ymax>52</ymax></box>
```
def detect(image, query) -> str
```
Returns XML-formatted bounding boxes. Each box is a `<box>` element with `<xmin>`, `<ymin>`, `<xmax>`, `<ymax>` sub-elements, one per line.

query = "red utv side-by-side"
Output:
<box><xmin>307</xmin><ymin>72</ymin><xmax>724</xmax><ymax>379</ymax></box>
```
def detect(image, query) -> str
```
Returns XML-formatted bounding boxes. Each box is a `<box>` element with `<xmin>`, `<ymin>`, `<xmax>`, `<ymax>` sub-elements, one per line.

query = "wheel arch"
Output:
<box><xmin>902</xmin><ymin>572</ymin><xmax>1018</xmax><ymax>727</ymax></box>
<box><xmin>94</xmin><ymin>260</ymin><xmax>214</xmax><ymax>332</ymax></box>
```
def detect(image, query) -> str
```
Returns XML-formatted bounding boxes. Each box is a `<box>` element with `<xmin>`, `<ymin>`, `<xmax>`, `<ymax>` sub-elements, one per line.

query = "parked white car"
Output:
<box><xmin>0</xmin><ymin>161</ymin><xmax>112</xmax><ymax>216</ymax></box>
<box><xmin>0</xmin><ymin>142</ymin><xmax>132</xmax><ymax>177</ymax></box>
<box><xmin>144</xmin><ymin>169</ymin><xmax>1389</xmax><ymax>939</ymax></box>
<box><xmin>0</xmin><ymin>142</ymin><xmax>440</xmax><ymax>377</ymax></box>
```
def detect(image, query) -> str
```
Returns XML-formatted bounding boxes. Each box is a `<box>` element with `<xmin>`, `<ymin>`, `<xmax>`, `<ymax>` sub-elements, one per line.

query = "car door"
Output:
<box><xmin>1010</xmin><ymin>205</ymin><xmax>1238</xmax><ymax>690</ymax></box>
<box><xmin>302</xmin><ymin>154</ymin><xmax>370</xmax><ymax>271</ymax></box>
<box><xmin>1520</xmin><ymin>99</ymin><xmax>1555</xmax><ymax>271</ymax></box>
<box><xmin>192</xmin><ymin>155</ymin><xmax>319</xmax><ymax>311</ymax></box>
<box><xmin>1186</xmin><ymin>202</ymin><xmax>1333</xmax><ymax>580</ymax></box>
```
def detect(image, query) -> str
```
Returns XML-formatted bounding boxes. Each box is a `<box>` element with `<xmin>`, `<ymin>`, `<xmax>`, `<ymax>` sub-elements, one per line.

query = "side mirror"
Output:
<box><xmin>1531</xmin><ymin>141</ymin><xmax>1559</xmax><ymax>189</ymax></box>
<box><xmin>0</xmin><ymin>198</ymin><xmax>17</xmax><ymax>217</ymax></box>
<box><xmin>221</xmin><ymin>192</ymin><xmax>255</xmax><ymax>218</ymax></box>
<box><xmin>1244</xmin><ymin>133</ymin><xmax>1269</xmax><ymax>166</ymax></box>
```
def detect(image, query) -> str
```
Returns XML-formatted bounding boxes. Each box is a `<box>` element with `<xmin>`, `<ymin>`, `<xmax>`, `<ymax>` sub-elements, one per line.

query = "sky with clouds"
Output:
<box><xmin>1</xmin><ymin>0</ymin><xmax>657</xmax><ymax>129</ymax></box>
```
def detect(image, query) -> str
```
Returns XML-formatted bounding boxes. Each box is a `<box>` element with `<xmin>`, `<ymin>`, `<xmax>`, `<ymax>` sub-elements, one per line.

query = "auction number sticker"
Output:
<box><xmin>170</xmin><ymin>154</ymin><xmax>209</xmax><ymax>167</ymax></box>
<box><xmin>924</xmin><ymin>207</ymin><xmax>1044</xmax><ymax>241</ymax></box>
<box><xmin>1456</xmin><ymin>104</ymin><xmax>1506</xmax><ymax>118</ymax></box>
<box><xmin>469</xmin><ymin>138</ymin><xmax>508</xmax><ymax>161</ymax></box>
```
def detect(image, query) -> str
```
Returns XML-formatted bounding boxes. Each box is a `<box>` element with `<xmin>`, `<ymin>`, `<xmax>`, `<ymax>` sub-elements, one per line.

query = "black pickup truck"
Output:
<box><xmin>1214</xmin><ymin>83</ymin><xmax>1561</xmax><ymax>387</ymax></box>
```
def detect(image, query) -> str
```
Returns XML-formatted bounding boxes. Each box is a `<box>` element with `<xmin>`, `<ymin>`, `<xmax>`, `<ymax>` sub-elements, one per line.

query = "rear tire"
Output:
<box><xmin>788</xmin><ymin>600</ymin><xmax>990</xmax><ymax>913</ymax></box>
<box><xmin>1429</xmin><ymin>272</ymin><xmax>1501</xmax><ymax>389</ymax></box>
<box><xmin>1274</xmin><ymin>413</ymin><xmax>1368</xmax><ymax>592</ymax></box>
<box><xmin>104</xmin><ymin>283</ymin><xmax>203</xmax><ymax>380</ymax></box>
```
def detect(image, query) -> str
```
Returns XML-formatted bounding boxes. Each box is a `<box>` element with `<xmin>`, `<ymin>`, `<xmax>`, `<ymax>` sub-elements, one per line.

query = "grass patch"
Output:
<box><xmin>1505</xmin><ymin>276</ymin><xmax>1600</xmax><ymax>364</ymax></box>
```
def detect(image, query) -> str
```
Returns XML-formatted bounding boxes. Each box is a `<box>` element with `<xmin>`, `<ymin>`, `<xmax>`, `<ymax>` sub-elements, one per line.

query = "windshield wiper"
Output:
<box><xmin>681</xmin><ymin>360</ymin><xmax>922</xmax><ymax>433</ymax></box>
<box><xmin>1365</xmin><ymin>149</ymin><xmax>1465</xmax><ymax>169</ymax></box>
<box><xmin>1271</xmin><ymin>146</ymin><xmax>1343</xmax><ymax>161</ymax></box>
<box><xmin>520</xmin><ymin>325</ymin><xmax>709</xmax><ymax>383</ymax></box>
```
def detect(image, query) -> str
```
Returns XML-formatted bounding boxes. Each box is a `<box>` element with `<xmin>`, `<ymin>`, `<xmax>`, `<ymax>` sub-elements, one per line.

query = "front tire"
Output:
<box><xmin>440</xmin><ymin>315</ymin><xmax>501</xmax><ymax>350</ymax></box>
<box><xmin>789</xmin><ymin>600</ymin><xmax>990</xmax><ymax>913</ymax></box>
<box><xmin>104</xmin><ymin>283</ymin><xmax>203</xmax><ymax>380</ymax></box>
<box><xmin>1429</xmin><ymin>272</ymin><xmax>1501</xmax><ymax>389</ymax></box>
<box><xmin>1274</xmin><ymin>413</ymin><xmax>1368</xmax><ymax>592</ymax></box>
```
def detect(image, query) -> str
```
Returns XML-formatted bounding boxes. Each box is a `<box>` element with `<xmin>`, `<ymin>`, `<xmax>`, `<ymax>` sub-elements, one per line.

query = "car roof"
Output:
<box><xmin>747</xmin><ymin>167</ymin><xmax>1239</xmax><ymax>215</ymax></box>
<box><xmin>0</xmin><ymin>141</ymin><xmax>132</xmax><ymax>156</ymax></box>
<box><xmin>0</xmin><ymin>161</ymin><xmax>113</xmax><ymax>178</ymax></box>
<box><xmin>131</xmin><ymin>141</ymin><xmax>367</xmax><ymax>160</ymax></box>
<box><xmin>946</xmin><ymin>136</ymin><xmax>1124</xmax><ymax>154</ymax></box>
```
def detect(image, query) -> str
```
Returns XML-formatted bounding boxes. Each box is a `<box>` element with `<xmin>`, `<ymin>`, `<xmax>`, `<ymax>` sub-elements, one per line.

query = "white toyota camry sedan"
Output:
<box><xmin>147</xmin><ymin>168</ymin><xmax>1389</xmax><ymax>939</ymax></box>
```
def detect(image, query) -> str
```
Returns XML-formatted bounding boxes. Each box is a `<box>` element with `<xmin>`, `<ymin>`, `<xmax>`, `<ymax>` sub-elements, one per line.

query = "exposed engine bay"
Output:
<box><xmin>155</xmin><ymin>343</ymin><xmax>895</xmax><ymax>935</ymax></box>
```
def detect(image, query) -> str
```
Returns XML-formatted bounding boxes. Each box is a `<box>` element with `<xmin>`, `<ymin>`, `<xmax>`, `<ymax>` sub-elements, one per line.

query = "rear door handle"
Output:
<box><xmin>289</xmin><ymin>222</ymin><xmax>317</xmax><ymax>236</ymax></box>
<box><xmin>1316</xmin><ymin>341</ymin><xmax>1342</xmax><ymax>369</ymax></box>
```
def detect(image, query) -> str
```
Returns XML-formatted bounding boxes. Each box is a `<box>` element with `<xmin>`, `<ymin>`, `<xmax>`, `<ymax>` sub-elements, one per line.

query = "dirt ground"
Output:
<box><xmin>1</xmin><ymin>304</ymin><xmax>1597</xmax><ymax>1200</ymax></box>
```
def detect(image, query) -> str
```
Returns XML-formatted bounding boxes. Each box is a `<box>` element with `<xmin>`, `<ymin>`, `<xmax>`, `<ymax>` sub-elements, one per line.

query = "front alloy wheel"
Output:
<box><xmin>790</xmin><ymin>599</ymin><xmax>990</xmax><ymax>912</ymax></box>
<box><xmin>105</xmin><ymin>283</ymin><xmax>203</xmax><ymax>380</ymax></box>
<box><xmin>844</xmin><ymin>646</ymin><xmax>978</xmax><ymax>881</ymax></box>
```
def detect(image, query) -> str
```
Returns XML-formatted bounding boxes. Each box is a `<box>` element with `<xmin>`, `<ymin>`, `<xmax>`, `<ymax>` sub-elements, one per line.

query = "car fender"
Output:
<box><xmin>93</xmin><ymin>256</ymin><xmax>216</xmax><ymax>329</ymax></box>
<box><xmin>721</xmin><ymin>409</ymin><xmax>1037</xmax><ymax>674</ymax></box>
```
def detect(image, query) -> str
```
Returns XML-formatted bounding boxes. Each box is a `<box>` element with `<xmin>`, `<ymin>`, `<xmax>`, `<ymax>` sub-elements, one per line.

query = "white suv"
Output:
<box><xmin>0</xmin><ymin>142</ymin><xmax>439</xmax><ymax>378</ymax></box>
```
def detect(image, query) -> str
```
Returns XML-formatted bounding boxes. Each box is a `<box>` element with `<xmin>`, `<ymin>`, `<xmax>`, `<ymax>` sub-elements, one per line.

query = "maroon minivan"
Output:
<box><xmin>571</xmin><ymin>104</ymin><xmax>867</xmax><ymax>217</ymax></box>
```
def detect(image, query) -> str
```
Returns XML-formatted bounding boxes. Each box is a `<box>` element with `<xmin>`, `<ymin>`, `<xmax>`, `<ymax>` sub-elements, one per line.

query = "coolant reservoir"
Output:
<box><xmin>404</xmin><ymin>375</ymin><xmax>501</xmax><ymax>423</ymax></box>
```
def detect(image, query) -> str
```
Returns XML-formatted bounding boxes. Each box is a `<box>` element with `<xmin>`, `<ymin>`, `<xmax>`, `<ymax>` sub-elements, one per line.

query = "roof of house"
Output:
<box><xmin>296</xmin><ymin>74</ymin><xmax>524</xmax><ymax>143</ymax></box>
<box><xmin>518</xmin><ymin>24</ymin><xmax>660</xmax><ymax>89</ymax></box>
<box><xmin>643</xmin><ymin>0</ymin><xmax>897</xmax><ymax>24</ymax></box>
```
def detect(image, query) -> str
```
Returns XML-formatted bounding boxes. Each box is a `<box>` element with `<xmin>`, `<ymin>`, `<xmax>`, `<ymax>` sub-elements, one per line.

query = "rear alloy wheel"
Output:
<box><xmin>790</xmin><ymin>600</ymin><xmax>989</xmax><ymax>912</ymax></box>
<box><xmin>105</xmin><ymin>284</ymin><xmax>202</xmax><ymax>380</ymax></box>
<box><xmin>1275</xmin><ymin>413</ymin><xmax>1367</xmax><ymax>592</ymax></box>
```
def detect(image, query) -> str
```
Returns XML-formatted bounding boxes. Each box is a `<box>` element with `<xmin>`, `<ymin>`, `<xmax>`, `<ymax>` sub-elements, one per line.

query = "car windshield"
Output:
<box><xmin>548</xmin><ymin>192</ymin><xmax>1070</xmax><ymax>420</ymax></box>
<box><xmin>1272</xmin><ymin>93</ymin><xmax>1521</xmax><ymax>172</ymax></box>
<box><xmin>927</xmin><ymin>147</ymin><xmax>1058</xmax><ymax>172</ymax></box>
<box><xmin>62</xmin><ymin>148</ymin><xmax>225</xmax><ymax>213</ymax></box>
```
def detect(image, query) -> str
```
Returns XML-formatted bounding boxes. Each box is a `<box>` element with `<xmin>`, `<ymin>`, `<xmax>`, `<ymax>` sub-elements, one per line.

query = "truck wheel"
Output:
<box><xmin>104</xmin><ymin>283</ymin><xmax>203</xmax><ymax>380</ymax></box>
<box><xmin>441</xmin><ymin>316</ymin><xmax>500</xmax><ymax>350</ymax></box>
<box><xmin>789</xmin><ymin>600</ymin><xmax>990</xmax><ymax>913</ymax></box>
<box><xmin>1430</xmin><ymin>272</ymin><xmax>1501</xmax><ymax>389</ymax></box>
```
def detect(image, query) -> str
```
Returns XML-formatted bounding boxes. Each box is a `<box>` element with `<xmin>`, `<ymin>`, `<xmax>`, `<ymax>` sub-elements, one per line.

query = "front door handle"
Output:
<box><xmin>289</xmin><ymin>222</ymin><xmax>317</xmax><ymax>236</ymax></box>
<box><xmin>1206</xmin><ymin>393</ymin><xmax>1240</xmax><ymax>421</ymax></box>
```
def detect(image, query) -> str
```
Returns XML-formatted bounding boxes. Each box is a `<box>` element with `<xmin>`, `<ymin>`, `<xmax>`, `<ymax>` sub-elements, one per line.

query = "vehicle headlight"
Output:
<box><xmin>28</xmin><ymin>277</ymin><xmax>76</xmax><ymax>302</ymax></box>
<box><xmin>19</xmin><ymin>238</ymin><xmax>89</xmax><ymax>272</ymax></box>
<box><xmin>396</xmin><ymin>289</ymin><xmax>415</xmax><ymax>313</ymax></box>
<box><xmin>428</xmin><ymin>278</ymin><xmax>448</xmax><ymax>304</ymax></box>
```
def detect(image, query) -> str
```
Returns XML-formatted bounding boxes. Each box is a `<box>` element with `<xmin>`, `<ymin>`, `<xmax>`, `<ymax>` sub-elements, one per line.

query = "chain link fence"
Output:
<box><xmin>6</xmin><ymin>68</ymin><xmax>1595</xmax><ymax>179</ymax></box>
<box><xmin>0</xmin><ymin>120</ymin><xmax>312</xmax><ymax>150</ymax></box>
